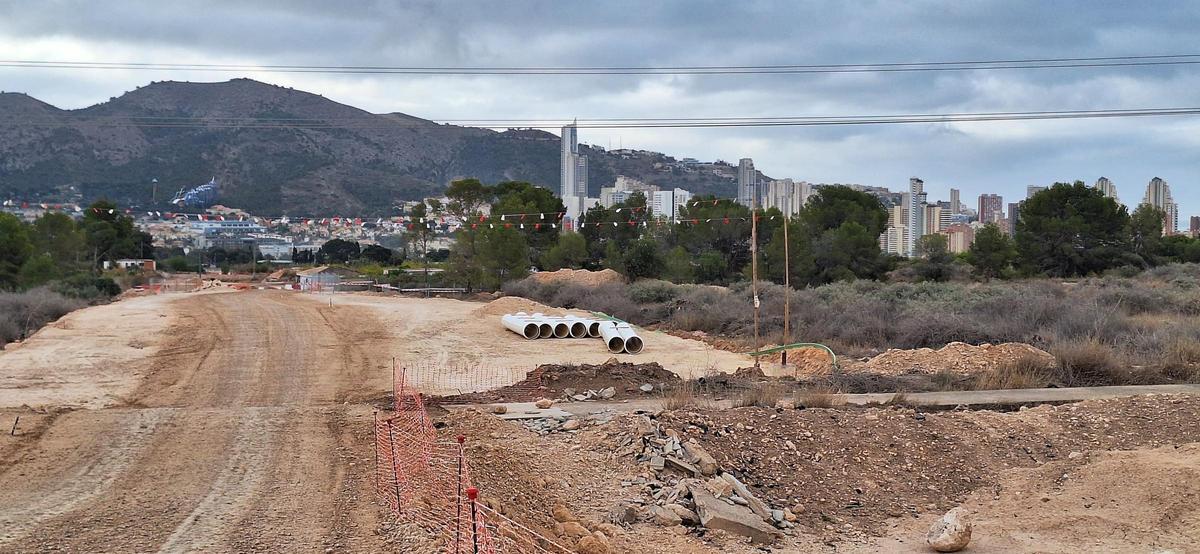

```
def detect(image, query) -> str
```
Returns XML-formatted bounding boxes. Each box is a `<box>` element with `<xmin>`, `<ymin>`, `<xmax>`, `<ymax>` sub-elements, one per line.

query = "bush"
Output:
<box><xmin>51</xmin><ymin>274</ymin><xmax>121</xmax><ymax>300</ymax></box>
<box><xmin>971</xmin><ymin>354</ymin><xmax>1057</xmax><ymax>390</ymax></box>
<box><xmin>0</xmin><ymin>289</ymin><xmax>85</xmax><ymax>345</ymax></box>
<box><xmin>627</xmin><ymin>280</ymin><xmax>679</xmax><ymax>304</ymax></box>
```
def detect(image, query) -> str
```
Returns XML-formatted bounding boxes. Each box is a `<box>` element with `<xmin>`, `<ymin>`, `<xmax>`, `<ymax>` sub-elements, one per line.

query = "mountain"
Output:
<box><xmin>0</xmin><ymin>79</ymin><xmax>756</xmax><ymax>216</ymax></box>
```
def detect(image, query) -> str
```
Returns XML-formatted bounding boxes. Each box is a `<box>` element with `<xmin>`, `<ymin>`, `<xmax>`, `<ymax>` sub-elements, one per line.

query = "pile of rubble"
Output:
<box><xmin>607</xmin><ymin>414</ymin><xmax>790</xmax><ymax>544</ymax></box>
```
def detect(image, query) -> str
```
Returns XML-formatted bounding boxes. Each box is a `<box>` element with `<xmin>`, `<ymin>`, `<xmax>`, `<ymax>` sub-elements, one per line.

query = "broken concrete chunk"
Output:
<box><xmin>561</xmin><ymin>419</ymin><xmax>581</xmax><ymax>431</ymax></box>
<box><xmin>686</xmin><ymin>483</ymin><xmax>782</xmax><ymax>544</ymax></box>
<box><xmin>682</xmin><ymin>441</ymin><xmax>719</xmax><ymax>476</ymax></box>
<box><xmin>599</xmin><ymin>386</ymin><xmax>616</xmax><ymax>399</ymax></box>
<box><xmin>667</xmin><ymin>503</ymin><xmax>699</xmax><ymax>525</ymax></box>
<box><xmin>535</xmin><ymin>398</ymin><xmax>554</xmax><ymax>409</ymax></box>
<box><xmin>639</xmin><ymin>383</ymin><xmax>654</xmax><ymax>392</ymax></box>
<box><xmin>720</xmin><ymin>473</ymin><xmax>771</xmax><ymax>521</ymax></box>
<box><xmin>651</xmin><ymin>505</ymin><xmax>683</xmax><ymax>526</ymax></box>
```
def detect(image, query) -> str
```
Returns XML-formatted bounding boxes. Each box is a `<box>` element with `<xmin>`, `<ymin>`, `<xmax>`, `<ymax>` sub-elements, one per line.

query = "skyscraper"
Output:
<box><xmin>1094</xmin><ymin>177</ymin><xmax>1118</xmax><ymax>200</ymax></box>
<box><xmin>949</xmin><ymin>188</ymin><xmax>961</xmax><ymax>215</ymax></box>
<box><xmin>1142</xmin><ymin>177</ymin><xmax>1179</xmax><ymax>236</ymax></box>
<box><xmin>978</xmin><ymin>194</ymin><xmax>1004</xmax><ymax>225</ymax></box>
<box><xmin>560</xmin><ymin>122</ymin><xmax>578</xmax><ymax>199</ymax></box>
<box><xmin>1191</xmin><ymin>216</ymin><xmax>1200</xmax><ymax>238</ymax></box>
<box><xmin>1026</xmin><ymin>185</ymin><xmax>1047</xmax><ymax>199</ymax></box>
<box><xmin>907</xmin><ymin>177</ymin><xmax>924</xmax><ymax>256</ymax></box>
<box><xmin>737</xmin><ymin>158</ymin><xmax>757</xmax><ymax>207</ymax></box>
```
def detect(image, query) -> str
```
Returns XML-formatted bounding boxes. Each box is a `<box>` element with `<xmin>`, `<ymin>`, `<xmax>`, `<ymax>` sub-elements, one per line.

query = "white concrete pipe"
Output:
<box><xmin>598</xmin><ymin>321</ymin><xmax>626</xmax><ymax>353</ymax></box>
<box><xmin>565</xmin><ymin>315</ymin><xmax>601</xmax><ymax>338</ymax></box>
<box><xmin>527</xmin><ymin>313</ymin><xmax>555</xmax><ymax>338</ymax></box>
<box><xmin>560</xmin><ymin>316</ymin><xmax>589</xmax><ymax>338</ymax></box>
<box><xmin>617</xmin><ymin>323</ymin><xmax>644</xmax><ymax>354</ymax></box>
<box><xmin>501</xmin><ymin>313</ymin><xmax>540</xmax><ymax>340</ymax></box>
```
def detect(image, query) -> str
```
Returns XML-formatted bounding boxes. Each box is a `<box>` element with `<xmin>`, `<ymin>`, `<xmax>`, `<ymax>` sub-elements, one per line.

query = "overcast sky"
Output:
<box><xmin>2</xmin><ymin>1</ymin><xmax>1198</xmax><ymax>219</ymax></box>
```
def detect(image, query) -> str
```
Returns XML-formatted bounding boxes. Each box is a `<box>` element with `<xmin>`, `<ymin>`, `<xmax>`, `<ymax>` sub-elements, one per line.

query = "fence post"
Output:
<box><xmin>455</xmin><ymin>434</ymin><xmax>466</xmax><ymax>553</ymax></box>
<box><xmin>466</xmin><ymin>486</ymin><xmax>480</xmax><ymax>554</ymax></box>
<box><xmin>387</xmin><ymin>419</ymin><xmax>403</xmax><ymax>511</ymax></box>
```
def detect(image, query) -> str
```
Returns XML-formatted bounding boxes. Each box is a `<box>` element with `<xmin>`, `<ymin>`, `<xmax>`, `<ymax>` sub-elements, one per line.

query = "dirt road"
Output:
<box><xmin>0</xmin><ymin>291</ymin><xmax>392</xmax><ymax>553</ymax></box>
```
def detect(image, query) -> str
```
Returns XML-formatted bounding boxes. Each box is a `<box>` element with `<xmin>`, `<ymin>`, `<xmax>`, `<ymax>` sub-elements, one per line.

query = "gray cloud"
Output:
<box><xmin>1</xmin><ymin>0</ymin><xmax>1197</xmax><ymax>214</ymax></box>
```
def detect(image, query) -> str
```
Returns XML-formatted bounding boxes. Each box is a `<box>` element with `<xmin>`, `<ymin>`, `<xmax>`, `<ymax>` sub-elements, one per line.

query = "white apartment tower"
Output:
<box><xmin>560</xmin><ymin>121</ymin><xmax>587</xmax><ymax>199</ymax></box>
<box><xmin>906</xmin><ymin>177</ymin><xmax>924</xmax><ymax>256</ymax></box>
<box><xmin>1142</xmin><ymin>177</ymin><xmax>1179</xmax><ymax>236</ymax></box>
<box><xmin>737</xmin><ymin>158</ymin><xmax>757</xmax><ymax>207</ymax></box>
<box><xmin>762</xmin><ymin>179</ymin><xmax>812</xmax><ymax>216</ymax></box>
<box><xmin>1094</xmin><ymin>177</ymin><xmax>1118</xmax><ymax>200</ymax></box>
<box><xmin>949</xmin><ymin>188</ymin><xmax>961</xmax><ymax>215</ymax></box>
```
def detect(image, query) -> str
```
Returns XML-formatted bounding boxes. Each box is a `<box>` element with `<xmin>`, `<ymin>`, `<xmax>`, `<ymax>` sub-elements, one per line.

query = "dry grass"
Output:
<box><xmin>795</xmin><ymin>385</ymin><xmax>845</xmax><ymax>408</ymax></box>
<box><xmin>971</xmin><ymin>354</ymin><xmax>1057</xmax><ymax>390</ymax></box>
<box><xmin>731</xmin><ymin>381</ymin><xmax>787</xmax><ymax>408</ymax></box>
<box><xmin>1053</xmin><ymin>339</ymin><xmax>1126</xmax><ymax>386</ymax></box>
<box><xmin>659</xmin><ymin>380</ymin><xmax>715</xmax><ymax>411</ymax></box>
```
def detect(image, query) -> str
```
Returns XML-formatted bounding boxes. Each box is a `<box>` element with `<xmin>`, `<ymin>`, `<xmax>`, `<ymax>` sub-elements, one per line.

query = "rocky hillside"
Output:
<box><xmin>0</xmin><ymin>79</ymin><xmax>752</xmax><ymax>216</ymax></box>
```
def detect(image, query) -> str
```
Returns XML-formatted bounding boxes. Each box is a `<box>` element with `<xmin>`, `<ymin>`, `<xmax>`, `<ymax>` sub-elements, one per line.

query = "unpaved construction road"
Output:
<box><xmin>0</xmin><ymin>291</ymin><xmax>391</xmax><ymax>553</ymax></box>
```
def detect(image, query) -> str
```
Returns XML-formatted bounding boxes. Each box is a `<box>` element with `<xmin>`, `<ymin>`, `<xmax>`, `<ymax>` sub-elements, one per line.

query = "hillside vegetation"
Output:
<box><xmin>0</xmin><ymin>79</ymin><xmax>749</xmax><ymax>215</ymax></box>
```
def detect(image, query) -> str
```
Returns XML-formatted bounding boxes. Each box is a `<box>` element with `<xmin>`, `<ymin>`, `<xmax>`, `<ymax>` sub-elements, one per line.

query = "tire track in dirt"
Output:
<box><xmin>0</xmin><ymin>408</ymin><xmax>171</xmax><ymax>545</ymax></box>
<box><xmin>0</xmin><ymin>291</ymin><xmax>394</xmax><ymax>553</ymax></box>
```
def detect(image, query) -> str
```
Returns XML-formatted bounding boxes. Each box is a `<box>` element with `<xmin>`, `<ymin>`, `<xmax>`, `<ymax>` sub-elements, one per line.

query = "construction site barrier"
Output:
<box><xmin>374</xmin><ymin>362</ymin><xmax>572</xmax><ymax>553</ymax></box>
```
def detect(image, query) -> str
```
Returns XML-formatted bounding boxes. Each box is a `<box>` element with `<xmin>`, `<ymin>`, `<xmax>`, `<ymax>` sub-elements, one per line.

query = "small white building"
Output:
<box><xmin>296</xmin><ymin>266</ymin><xmax>360</xmax><ymax>291</ymax></box>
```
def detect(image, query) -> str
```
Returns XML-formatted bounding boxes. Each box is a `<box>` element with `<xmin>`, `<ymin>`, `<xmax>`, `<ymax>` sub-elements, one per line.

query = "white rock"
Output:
<box><xmin>926</xmin><ymin>507</ymin><xmax>972</xmax><ymax>552</ymax></box>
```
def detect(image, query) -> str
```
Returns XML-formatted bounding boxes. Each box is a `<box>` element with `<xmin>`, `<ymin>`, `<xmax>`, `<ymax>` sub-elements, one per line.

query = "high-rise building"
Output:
<box><xmin>762</xmin><ymin>179</ymin><xmax>811</xmax><ymax>216</ymax></box>
<box><xmin>978</xmin><ymin>194</ymin><xmax>1004</xmax><ymax>225</ymax></box>
<box><xmin>1008</xmin><ymin>202</ymin><xmax>1022</xmax><ymax>234</ymax></box>
<box><xmin>923</xmin><ymin>205</ymin><xmax>944</xmax><ymax>236</ymax></box>
<box><xmin>1142</xmin><ymin>177</ymin><xmax>1179</xmax><ymax>236</ymax></box>
<box><xmin>942</xmin><ymin>224</ymin><xmax>975</xmax><ymax>254</ymax></box>
<box><xmin>651</xmin><ymin>188</ymin><xmax>692</xmax><ymax>221</ymax></box>
<box><xmin>600</xmin><ymin>175</ymin><xmax>657</xmax><ymax>208</ymax></box>
<box><xmin>1094</xmin><ymin>177</ymin><xmax>1118</xmax><ymax>200</ymax></box>
<box><xmin>737</xmin><ymin>159</ymin><xmax>757</xmax><ymax>207</ymax></box>
<box><xmin>1191</xmin><ymin>216</ymin><xmax>1200</xmax><ymax>238</ymax></box>
<box><xmin>1026</xmin><ymin>185</ymin><xmax>1047</xmax><ymax>199</ymax></box>
<box><xmin>906</xmin><ymin>177</ymin><xmax>924</xmax><ymax>256</ymax></box>
<box><xmin>560</xmin><ymin>122</ymin><xmax>580</xmax><ymax>199</ymax></box>
<box><xmin>949</xmin><ymin>188</ymin><xmax>961</xmax><ymax>215</ymax></box>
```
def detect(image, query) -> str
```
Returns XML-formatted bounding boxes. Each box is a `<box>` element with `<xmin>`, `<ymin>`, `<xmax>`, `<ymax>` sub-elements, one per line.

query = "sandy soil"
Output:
<box><xmin>0</xmin><ymin>293</ymin><xmax>188</xmax><ymax>409</ymax></box>
<box><xmin>319</xmin><ymin>293</ymin><xmax>756</xmax><ymax>394</ymax></box>
<box><xmin>0</xmin><ymin>290</ymin><xmax>391</xmax><ymax>553</ymax></box>
<box><xmin>3</xmin><ymin>289</ymin><xmax>1198</xmax><ymax>553</ymax></box>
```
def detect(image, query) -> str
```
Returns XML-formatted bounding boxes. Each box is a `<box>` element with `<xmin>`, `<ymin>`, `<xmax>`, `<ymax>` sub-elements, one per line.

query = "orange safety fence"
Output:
<box><xmin>375</xmin><ymin>362</ymin><xmax>572</xmax><ymax>554</ymax></box>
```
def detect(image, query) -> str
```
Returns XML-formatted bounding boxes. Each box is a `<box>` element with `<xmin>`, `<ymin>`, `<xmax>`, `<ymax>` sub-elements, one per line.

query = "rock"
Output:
<box><xmin>639</xmin><ymin>384</ymin><xmax>654</xmax><ymax>392</ymax></box>
<box><xmin>491</xmin><ymin>405</ymin><xmax>507</xmax><ymax>414</ymax></box>
<box><xmin>553</xmin><ymin>503</ymin><xmax>578</xmax><ymax>523</ymax></box>
<box><xmin>651</xmin><ymin>505</ymin><xmax>683</xmax><ymax>526</ymax></box>
<box><xmin>773</xmin><ymin>399</ymin><xmax>796</xmax><ymax>410</ymax></box>
<box><xmin>1068</xmin><ymin>451</ymin><xmax>1083</xmax><ymax>460</ymax></box>
<box><xmin>664</xmin><ymin>456</ymin><xmax>701</xmax><ymax>477</ymax></box>
<box><xmin>563</xmin><ymin>388</ymin><xmax>577</xmax><ymax>397</ymax></box>
<box><xmin>575</xmin><ymin>534</ymin><xmax>610</xmax><ymax>554</ymax></box>
<box><xmin>607</xmin><ymin>504</ymin><xmax>640</xmax><ymax>524</ymax></box>
<box><xmin>720</xmin><ymin>473</ymin><xmax>771</xmax><ymax>521</ymax></box>
<box><xmin>667</xmin><ymin>503</ymin><xmax>700</xmax><ymax>525</ymax></box>
<box><xmin>683</xmin><ymin>441</ymin><xmax>719</xmax><ymax>476</ymax></box>
<box><xmin>705</xmin><ymin>477</ymin><xmax>734</xmax><ymax>497</ymax></box>
<box><xmin>926</xmin><ymin>507</ymin><xmax>972</xmax><ymax>552</ymax></box>
<box><xmin>535</xmin><ymin>398</ymin><xmax>554</xmax><ymax>409</ymax></box>
<box><xmin>561</xmin><ymin>419</ymin><xmax>582</xmax><ymax>431</ymax></box>
<box><xmin>770</xmin><ymin>509</ymin><xmax>785</xmax><ymax>523</ymax></box>
<box><xmin>561</xmin><ymin>521</ymin><xmax>590</xmax><ymax>539</ymax></box>
<box><xmin>783</xmin><ymin>508</ymin><xmax>797</xmax><ymax>522</ymax></box>
<box><xmin>685</xmin><ymin>483</ymin><xmax>782</xmax><ymax>544</ymax></box>
<box><xmin>649</xmin><ymin>456</ymin><xmax>666</xmax><ymax>470</ymax></box>
<box><xmin>598</xmin><ymin>387</ymin><xmax>616</xmax><ymax>399</ymax></box>
<box><xmin>592</xmin><ymin>523</ymin><xmax>622</xmax><ymax>537</ymax></box>
<box><xmin>791</xmin><ymin>503</ymin><xmax>805</xmax><ymax>515</ymax></box>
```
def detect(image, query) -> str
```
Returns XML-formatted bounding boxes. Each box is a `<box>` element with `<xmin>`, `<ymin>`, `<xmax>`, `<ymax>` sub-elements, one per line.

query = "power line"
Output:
<box><xmin>2</xmin><ymin>54</ymin><xmax>1199</xmax><ymax>75</ymax></box>
<box><xmin>2</xmin><ymin>107</ymin><xmax>1197</xmax><ymax>130</ymax></box>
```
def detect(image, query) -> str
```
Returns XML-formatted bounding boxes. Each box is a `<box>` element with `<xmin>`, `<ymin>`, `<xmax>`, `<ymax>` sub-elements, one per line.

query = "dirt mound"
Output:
<box><xmin>531</xmin><ymin>268</ymin><xmax>624</xmax><ymax>286</ymax></box>
<box><xmin>863</xmin><ymin>341</ymin><xmax>1054</xmax><ymax>375</ymax></box>
<box><xmin>471</xmin><ymin>296</ymin><xmax>565</xmax><ymax>317</ymax></box>
<box><xmin>436</xmin><ymin>361</ymin><xmax>681</xmax><ymax>403</ymax></box>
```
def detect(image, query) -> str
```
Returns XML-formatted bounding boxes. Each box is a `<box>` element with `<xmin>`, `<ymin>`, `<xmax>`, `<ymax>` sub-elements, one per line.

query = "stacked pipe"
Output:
<box><xmin>501</xmin><ymin>312</ymin><xmax>643</xmax><ymax>354</ymax></box>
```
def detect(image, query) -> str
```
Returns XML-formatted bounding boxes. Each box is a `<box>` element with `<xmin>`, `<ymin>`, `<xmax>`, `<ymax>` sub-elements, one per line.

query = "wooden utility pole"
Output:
<box><xmin>751</xmin><ymin>203</ymin><xmax>760</xmax><ymax>369</ymax></box>
<box><xmin>782</xmin><ymin>215</ymin><xmax>790</xmax><ymax>367</ymax></box>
